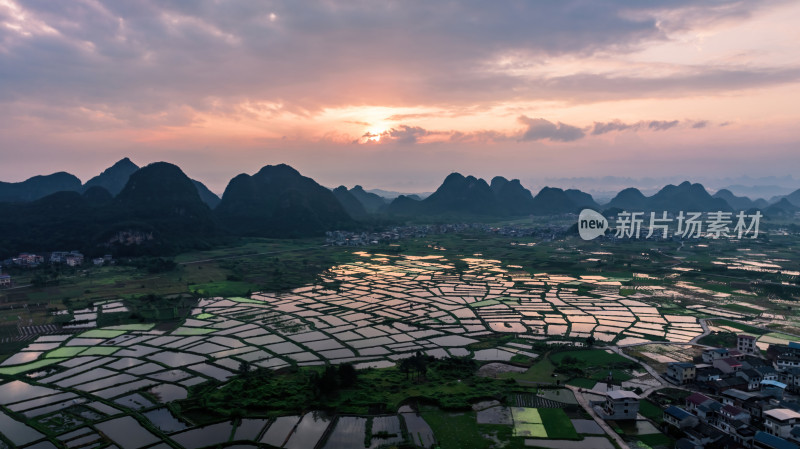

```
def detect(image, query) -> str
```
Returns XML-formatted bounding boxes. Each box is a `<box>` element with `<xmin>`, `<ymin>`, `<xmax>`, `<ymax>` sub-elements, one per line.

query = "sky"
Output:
<box><xmin>1</xmin><ymin>0</ymin><xmax>799</xmax><ymax>195</ymax></box>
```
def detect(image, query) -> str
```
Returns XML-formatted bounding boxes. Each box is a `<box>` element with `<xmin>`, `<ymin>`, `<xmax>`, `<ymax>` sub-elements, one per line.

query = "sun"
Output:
<box><xmin>361</xmin><ymin>126</ymin><xmax>387</xmax><ymax>143</ymax></box>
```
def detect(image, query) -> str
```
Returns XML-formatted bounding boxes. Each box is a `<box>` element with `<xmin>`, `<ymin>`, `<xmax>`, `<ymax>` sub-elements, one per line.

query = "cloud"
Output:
<box><xmin>0</xmin><ymin>0</ymin><xmax>794</xmax><ymax>123</ymax></box>
<box><xmin>592</xmin><ymin>119</ymin><xmax>707</xmax><ymax>134</ymax></box>
<box><xmin>361</xmin><ymin>116</ymin><xmax>713</xmax><ymax>146</ymax></box>
<box><xmin>647</xmin><ymin>120</ymin><xmax>680</xmax><ymax>131</ymax></box>
<box><xmin>591</xmin><ymin>120</ymin><xmax>636</xmax><ymax>135</ymax></box>
<box><xmin>360</xmin><ymin>124</ymin><xmax>443</xmax><ymax>144</ymax></box>
<box><xmin>517</xmin><ymin>116</ymin><xmax>585</xmax><ymax>142</ymax></box>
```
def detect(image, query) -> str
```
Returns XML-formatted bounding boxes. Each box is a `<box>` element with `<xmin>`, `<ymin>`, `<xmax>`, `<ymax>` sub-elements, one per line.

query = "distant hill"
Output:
<box><xmin>713</xmin><ymin>189</ymin><xmax>767</xmax><ymax>210</ymax></box>
<box><xmin>349</xmin><ymin>185</ymin><xmax>388</xmax><ymax>213</ymax></box>
<box><xmin>216</xmin><ymin>164</ymin><xmax>354</xmax><ymax>237</ymax></box>
<box><xmin>366</xmin><ymin>188</ymin><xmax>433</xmax><ymax>200</ymax></box>
<box><xmin>384</xmin><ymin>195</ymin><xmax>423</xmax><ymax>216</ymax></box>
<box><xmin>192</xmin><ymin>180</ymin><xmax>221</xmax><ymax>209</ymax></box>
<box><xmin>723</xmin><ymin>184</ymin><xmax>795</xmax><ymax>201</ymax></box>
<box><xmin>606</xmin><ymin>187</ymin><xmax>649</xmax><ymax>210</ymax></box>
<box><xmin>605</xmin><ymin>182</ymin><xmax>728</xmax><ymax>212</ymax></box>
<box><xmin>564</xmin><ymin>189</ymin><xmax>598</xmax><ymax>209</ymax></box>
<box><xmin>769</xmin><ymin>188</ymin><xmax>800</xmax><ymax>208</ymax></box>
<box><xmin>82</xmin><ymin>186</ymin><xmax>113</xmax><ymax>205</ymax></box>
<box><xmin>332</xmin><ymin>186</ymin><xmax>368</xmax><ymax>219</ymax></box>
<box><xmin>387</xmin><ymin>173</ymin><xmax>500</xmax><ymax>217</ymax></box>
<box><xmin>648</xmin><ymin>182</ymin><xmax>730</xmax><ymax>212</ymax></box>
<box><xmin>385</xmin><ymin>174</ymin><xmax>598</xmax><ymax>217</ymax></box>
<box><xmin>764</xmin><ymin>198</ymin><xmax>799</xmax><ymax>216</ymax></box>
<box><xmin>0</xmin><ymin>172</ymin><xmax>82</xmax><ymax>203</ymax></box>
<box><xmin>0</xmin><ymin>191</ymin><xmax>98</xmax><ymax>255</ymax></box>
<box><xmin>530</xmin><ymin>187</ymin><xmax>580</xmax><ymax>215</ymax></box>
<box><xmin>83</xmin><ymin>157</ymin><xmax>139</xmax><ymax>196</ymax></box>
<box><xmin>110</xmin><ymin>162</ymin><xmax>219</xmax><ymax>249</ymax></box>
<box><xmin>491</xmin><ymin>176</ymin><xmax>535</xmax><ymax>215</ymax></box>
<box><xmin>82</xmin><ymin>157</ymin><xmax>220</xmax><ymax>208</ymax></box>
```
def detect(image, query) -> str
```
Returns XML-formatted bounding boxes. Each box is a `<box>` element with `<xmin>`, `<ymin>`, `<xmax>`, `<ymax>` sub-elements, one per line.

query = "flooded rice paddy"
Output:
<box><xmin>0</xmin><ymin>254</ymin><xmax>705</xmax><ymax>447</ymax></box>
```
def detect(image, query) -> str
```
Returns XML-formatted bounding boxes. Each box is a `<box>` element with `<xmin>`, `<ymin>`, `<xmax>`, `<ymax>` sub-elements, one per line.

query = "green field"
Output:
<box><xmin>638</xmin><ymin>400</ymin><xmax>664</xmax><ymax>424</ymax></box>
<box><xmin>421</xmin><ymin>409</ymin><xmax>525</xmax><ymax>449</ymax></box>
<box><xmin>511</xmin><ymin>407</ymin><xmax>579</xmax><ymax>439</ymax></box>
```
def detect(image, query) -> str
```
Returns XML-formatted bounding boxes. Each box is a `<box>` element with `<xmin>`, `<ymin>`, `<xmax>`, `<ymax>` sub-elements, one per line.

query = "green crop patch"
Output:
<box><xmin>78</xmin><ymin>329</ymin><xmax>127</xmax><ymax>339</ymax></box>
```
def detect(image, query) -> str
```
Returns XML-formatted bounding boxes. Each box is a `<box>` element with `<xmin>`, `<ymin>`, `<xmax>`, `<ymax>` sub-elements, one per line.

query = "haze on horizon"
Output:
<box><xmin>1</xmin><ymin>0</ymin><xmax>799</xmax><ymax>195</ymax></box>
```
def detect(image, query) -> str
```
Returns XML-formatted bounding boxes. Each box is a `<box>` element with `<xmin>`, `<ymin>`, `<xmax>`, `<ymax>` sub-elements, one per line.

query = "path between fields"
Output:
<box><xmin>566</xmin><ymin>385</ymin><xmax>630</xmax><ymax>449</ymax></box>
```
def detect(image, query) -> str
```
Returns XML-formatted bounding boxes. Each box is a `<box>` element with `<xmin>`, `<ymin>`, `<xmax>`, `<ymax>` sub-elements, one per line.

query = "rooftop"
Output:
<box><xmin>686</xmin><ymin>392</ymin><xmax>712</xmax><ymax>405</ymax></box>
<box><xmin>754</xmin><ymin>431</ymin><xmax>799</xmax><ymax>449</ymax></box>
<box><xmin>607</xmin><ymin>390</ymin><xmax>639</xmax><ymax>400</ymax></box>
<box><xmin>765</xmin><ymin>408</ymin><xmax>800</xmax><ymax>422</ymax></box>
<box><xmin>665</xmin><ymin>406</ymin><xmax>694</xmax><ymax>421</ymax></box>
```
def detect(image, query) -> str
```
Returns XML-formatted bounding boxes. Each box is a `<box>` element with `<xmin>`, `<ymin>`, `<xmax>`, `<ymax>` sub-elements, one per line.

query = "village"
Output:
<box><xmin>0</xmin><ymin>251</ymin><xmax>114</xmax><ymax>288</ymax></box>
<box><xmin>626</xmin><ymin>334</ymin><xmax>800</xmax><ymax>449</ymax></box>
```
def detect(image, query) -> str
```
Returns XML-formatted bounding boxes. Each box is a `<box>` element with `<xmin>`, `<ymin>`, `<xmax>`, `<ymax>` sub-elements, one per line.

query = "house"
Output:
<box><xmin>703</xmin><ymin>348</ymin><xmax>730</xmax><ymax>363</ymax></box>
<box><xmin>696</xmin><ymin>366</ymin><xmax>723</xmax><ymax>382</ymax></box>
<box><xmin>722</xmin><ymin>388</ymin><xmax>757</xmax><ymax>406</ymax></box>
<box><xmin>739</xmin><ymin>334</ymin><xmax>758</xmax><ymax>354</ymax></box>
<box><xmin>13</xmin><ymin>253</ymin><xmax>44</xmax><ymax>267</ymax></box>
<box><xmin>709</xmin><ymin>376</ymin><xmax>748</xmax><ymax>395</ymax></box>
<box><xmin>729</xmin><ymin>349</ymin><xmax>746</xmax><ymax>360</ymax></box>
<box><xmin>0</xmin><ymin>273</ymin><xmax>10</xmax><ymax>287</ymax></box>
<box><xmin>754</xmin><ymin>430</ymin><xmax>800</xmax><ymax>449</ymax></box>
<box><xmin>714</xmin><ymin>357</ymin><xmax>743</xmax><ymax>374</ymax></box>
<box><xmin>717</xmin><ymin>404</ymin><xmax>751</xmax><ymax>435</ymax></box>
<box><xmin>764</xmin><ymin>408</ymin><xmax>800</xmax><ymax>439</ymax></box>
<box><xmin>779</xmin><ymin>367</ymin><xmax>800</xmax><ymax>391</ymax></box>
<box><xmin>762</xmin><ymin>380</ymin><xmax>788</xmax><ymax>400</ymax></box>
<box><xmin>598</xmin><ymin>390</ymin><xmax>639</xmax><ymax>420</ymax></box>
<box><xmin>757</xmin><ymin>365</ymin><xmax>779</xmax><ymax>382</ymax></box>
<box><xmin>777</xmin><ymin>354</ymin><xmax>800</xmax><ymax>371</ymax></box>
<box><xmin>667</xmin><ymin>362</ymin><xmax>696</xmax><ymax>385</ymax></box>
<box><xmin>684</xmin><ymin>393</ymin><xmax>723</xmax><ymax>424</ymax></box>
<box><xmin>739</xmin><ymin>368</ymin><xmax>766</xmax><ymax>391</ymax></box>
<box><xmin>65</xmin><ymin>251</ymin><xmax>84</xmax><ymax>267</ymax></box>
<box><xmin>664</xmin><ymin>406</ymin><xmax>699</xmax><ymax>429</ymax></box>
<box><xmin>720</xmin><ymin>404</ymin><xmax>750</xmax><ymax>424</ymax></box>
<box><xmin>683</xmin><ymin>423</ymin><xmax>726</xmax><ymax>448</ymax></box>
<box><xmin>686</xmin><ymin>392</ymin><xmax>714</xmax><ymax>413</ymax></box>
<box><xmin>93</xmin><ymin>257</ymin><xmax>105</xmax><ymax>266</ymax></box>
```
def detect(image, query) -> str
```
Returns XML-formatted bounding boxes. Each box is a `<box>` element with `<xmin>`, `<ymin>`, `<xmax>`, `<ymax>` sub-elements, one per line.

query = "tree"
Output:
<box><xmin>585</xmin><ymin>336</ymin><xmax>596</xmax><ymax>347</ymax></box>
<box><xmin>316</xmin><ymin>366</ymin><xmax>339</xmax><ymax>396</ymax></box>
<box><xmin>338</xmin><ymin>363</ymin><xmax>357</xmax><ymax>387</ymax></box>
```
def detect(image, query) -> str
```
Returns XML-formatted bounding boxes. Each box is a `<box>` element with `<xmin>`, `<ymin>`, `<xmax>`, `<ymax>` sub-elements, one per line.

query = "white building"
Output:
<box><xmin>764</xmin><ymin>408</ymin><xmax>800</xmax><ymax>439</ymax></box>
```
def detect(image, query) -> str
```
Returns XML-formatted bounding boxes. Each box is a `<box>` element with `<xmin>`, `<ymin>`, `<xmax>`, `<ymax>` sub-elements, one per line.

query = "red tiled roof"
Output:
<box><xmin>686</xmin><ymin>392</ymin><xmax>712</xmax><ymax>405</ymax></box>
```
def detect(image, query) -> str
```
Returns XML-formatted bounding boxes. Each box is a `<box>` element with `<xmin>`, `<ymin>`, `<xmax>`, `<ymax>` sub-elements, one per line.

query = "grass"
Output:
<box><xmin>567</xmin><ymin>378</ymin><xmax>597</xmax><ymax>389</ymax></box>
<box><xmin>0</xmin><ymin>357</ymin><xmax>66</xmax><ymax>375</ymax></box>
<box><xmin>46</xmin><ymin>346</ymin><xmax>88</xmax><ymax>358</ymax></box>
<box><xmin>421</xmin><ymin>409</ymin><xmax>525</xmax><ymax>449</ymax></box>
<box><xmin>635</xmin><ymin>432</ymin><xmax>674</xmax><ymax>448</ymax></box>
<box><xmin>721</xmin><ymin>303</ymin><xmax>762</xmax><ymax>315</ymax></box>
<box><xmin>510</xmin><ymin>407</ymin><xmax>579</xmax><ymax>439</ymax></box>
<box><xmin>184</xmin><ymin>360</ymin><xmax>521</xmax><ymax>420</ymax></box>
<box><xmin>500</xmin><ymin>356</ymin><xmax>556</xmax><ymax>383</ymax></box>
<box><xmin>638</xmin><ymin>400</ymin><xmax>664</xmax><ymax>424</ymax></box>
<box><xmin>172</xmin><ymin>327</ymin><xmax>216</xmax><ymax>336</ymax></box>
<box><xmin>105</xmin><ymin>323</ymin><xmax>155</xmax><ymax>331</ymax></box>
<box><xmin>697</xmin><ymin>331</ymin><xmax>737</xmax><ymax>348</ymax></box>
<box><xmin>538</xmin><ymin>408</ymin><xmax>579</xmax><ymax>439</ymax></box>
<box><xmin>78</xmin><ymin>329</ymin><xmax>127</xmax><ymax>338</ymax></box>
<box><xmin>710</xmin><ymin>319</ymin><xmax>769</xmax><ymax>335</ymax></box>
<box><xmin>550</xmin><ymin>350</ymin><xmax>628</xmax><ymax>365</ymax></box>
<box><xmin>80</xmin><ymin>346</ymin><xmax>120</xmax><ymax>356</ymax></box>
